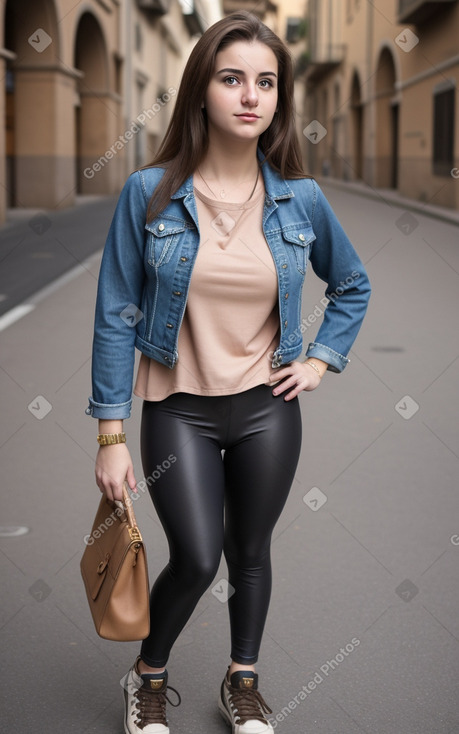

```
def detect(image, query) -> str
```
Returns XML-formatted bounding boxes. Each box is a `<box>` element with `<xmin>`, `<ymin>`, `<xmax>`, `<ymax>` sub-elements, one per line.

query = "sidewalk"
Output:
<box><xmin>317</xmin><ymin>175</ymin><xmax>459</xmax><ymax>227</ymax></box>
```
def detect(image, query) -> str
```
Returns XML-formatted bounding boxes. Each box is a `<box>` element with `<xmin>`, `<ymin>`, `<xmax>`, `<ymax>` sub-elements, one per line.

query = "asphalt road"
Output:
<box><xmin>0</xmin><ymin>196</ymin><xmax>118</xmax><ymax>317</ymax></box>
<box><xmin>0</xmin><ymin>183</ymin><xmax>458</xmax><ymax>734</ymax></box>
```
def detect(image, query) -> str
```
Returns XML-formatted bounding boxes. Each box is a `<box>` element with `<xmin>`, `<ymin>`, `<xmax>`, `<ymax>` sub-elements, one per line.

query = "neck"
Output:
<box><xmin>199</xmin><ymin>134</ymin><xmax>260</xmax><ymax>181</ymax></box>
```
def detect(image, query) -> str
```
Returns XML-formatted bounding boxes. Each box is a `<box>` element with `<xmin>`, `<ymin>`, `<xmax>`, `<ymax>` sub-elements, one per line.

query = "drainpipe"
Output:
<box><xmin>124</xmin><ymin>0</ymin><xmax>133</xmax><ymax>177</ymax></box>
<box><xmin>328</xmin><ymin>0</ymin><xmax>332</xmax><ymax>61</ymax></box>
<box><xmin>366</xmin><ymin>0</ymin><xmax>374</xmax><ymax>183</ymax></box>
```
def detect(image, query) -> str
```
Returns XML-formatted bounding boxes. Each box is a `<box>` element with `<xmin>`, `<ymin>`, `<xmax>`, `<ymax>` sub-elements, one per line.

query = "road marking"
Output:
<box><xmin>0</xmin><ymin>526</ymin><xmax>30</xmax><ymax>537</ymax></box>
<box><xmin>0</xmin><ymin>250</ymin><xmax>102</xmax><ymax>332</ymax></box>
<box><xmin>0</xmin><ymin>304</ymin><xmax>35</xmax><ymax>331</ymax></box>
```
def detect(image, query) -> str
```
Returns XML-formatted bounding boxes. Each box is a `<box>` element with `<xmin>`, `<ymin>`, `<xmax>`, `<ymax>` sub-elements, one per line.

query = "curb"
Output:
<box><xmin>316</xmin><ymin>177</ymin><xmax>459</xmax><ymax>228</ymax></box>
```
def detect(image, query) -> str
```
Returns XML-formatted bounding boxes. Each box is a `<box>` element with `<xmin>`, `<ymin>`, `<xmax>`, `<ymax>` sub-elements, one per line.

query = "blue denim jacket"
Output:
<box><xmin>86</xmin><ymin>157</ymin><xmax>370</xmax><ymax>419</ymax></box>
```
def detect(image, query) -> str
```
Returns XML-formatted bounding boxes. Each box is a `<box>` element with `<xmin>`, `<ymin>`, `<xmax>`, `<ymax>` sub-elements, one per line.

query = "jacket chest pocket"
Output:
<box><xmin>145</xmin><ymin>221</ymin><xmax>187</xmax><ymax>267</ymax></box>
<box><xmin>281</xmin><ymin>223</ymin><xmax>316</xmax><ymax>274</ymax></box>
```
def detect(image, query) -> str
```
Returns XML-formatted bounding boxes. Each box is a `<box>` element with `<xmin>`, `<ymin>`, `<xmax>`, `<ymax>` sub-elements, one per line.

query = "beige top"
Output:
<box><xmin>133</xmin><ymin>182</ymin><xmax>279</xmax><ymax>400</ymax></box>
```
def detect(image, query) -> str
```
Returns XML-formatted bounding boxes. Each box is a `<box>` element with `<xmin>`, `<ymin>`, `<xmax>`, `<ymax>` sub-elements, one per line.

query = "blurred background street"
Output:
<box><xmin>1</xmin><ymin>1</ymin><xmax>459</xmax><ymax>733</ymax></box>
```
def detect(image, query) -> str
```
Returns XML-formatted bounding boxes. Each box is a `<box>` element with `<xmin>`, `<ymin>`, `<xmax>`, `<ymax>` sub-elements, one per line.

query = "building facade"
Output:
<box><xmin>222</xmin><ymin>0</ymin><xmax>278</xmax><ymax>28</ymax></box>
<box><xmin>0</xmin><ymin>0</ymin><xmax>219</xmax><ymax>224</ymax></box>
<box><xmin>303</xmin><ymin>0</ymin><xmax>459</xmax><ymax>210</ymax></box>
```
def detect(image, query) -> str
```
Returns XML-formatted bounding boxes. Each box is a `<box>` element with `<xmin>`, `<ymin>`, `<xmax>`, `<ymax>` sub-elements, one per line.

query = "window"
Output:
<box><xmin>6</xmin><ymin>68</ymin><xmax>14</xmax><ymax>93</ymax></box>
<box><xmin>114</xmin><ymin>56</ymin><xmax>123</xmax><ymax>96</ymax></box>
<box><xmin>286</xmin><ymin>17</ymin><xmax>301</xmax><ymax>43</ymax></box>
<box><xmin>135</xmin><ymin>23</ymin><xmax>143</xmax><ymax>53</ymax></box>
<box><xmin>433</xmin><ymin>82</ymin><xmax>455</xmax><ymax>176</ymax></box>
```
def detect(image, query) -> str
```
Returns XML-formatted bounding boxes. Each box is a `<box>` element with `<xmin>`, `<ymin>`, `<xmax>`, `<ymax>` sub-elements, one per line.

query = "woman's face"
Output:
<box><xmin>204</xmin><ymin>40</ymin><xmax>279</xmax><ymax>144</ymax></box>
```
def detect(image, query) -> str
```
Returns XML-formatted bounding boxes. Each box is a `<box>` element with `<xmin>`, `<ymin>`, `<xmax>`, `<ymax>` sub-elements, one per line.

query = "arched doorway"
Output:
<box><xmin>331</xmin><ymin>81</ymin><xmax>342</xmax><ymax>178</ymax></box>
<box><xmin>74</xmin><ymin>13</ymin><xmax>118</xmax><ymax>194</ymax></box>
<box><xmin>3</xmin><ymin>0</ymin><xmax>61</xmax><ymax>208</ymax></box>
<box><xmin>350</xmin><ymin>71</ymin><xmax>363</xmax><ymax>181</ymax></box>
<box><xmin>375</xmin><ymin>47</ymin><xmax>398</xmax><ymax>188</ymax></box>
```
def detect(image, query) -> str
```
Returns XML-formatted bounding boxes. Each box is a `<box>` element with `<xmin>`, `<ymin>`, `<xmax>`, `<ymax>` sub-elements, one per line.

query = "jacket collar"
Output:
<box><xmin>171</xmin><ymin>148</ymin><xmax>294</xmax><ymax>201</ymax></box>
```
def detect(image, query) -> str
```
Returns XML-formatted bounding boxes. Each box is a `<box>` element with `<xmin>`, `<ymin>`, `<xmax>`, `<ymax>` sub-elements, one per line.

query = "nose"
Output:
<box><xmin>241</xmin><ymin>83</ymin><xmax>259</xmax><ymax>108</ymax></box>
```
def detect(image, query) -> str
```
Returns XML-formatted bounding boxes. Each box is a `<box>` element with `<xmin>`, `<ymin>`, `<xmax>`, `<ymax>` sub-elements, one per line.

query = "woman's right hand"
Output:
<box><xmin>95</xmin><ymin>443</ymin><xmax>137</xmax><ymax>502</ymax></box>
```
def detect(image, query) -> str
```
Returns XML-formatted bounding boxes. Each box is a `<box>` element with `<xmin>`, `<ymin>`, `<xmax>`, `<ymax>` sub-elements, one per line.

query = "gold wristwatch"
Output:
<box><xmin>97</xmin><ymin>432</ymin><xmax>126</xmax><ymax>446</ymax></box>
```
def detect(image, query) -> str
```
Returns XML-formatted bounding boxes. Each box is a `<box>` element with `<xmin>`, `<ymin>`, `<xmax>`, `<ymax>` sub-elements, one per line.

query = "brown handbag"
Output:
<box><xmin>80</xmin><ymin>483</ymin><xmax>150</xmax><ymax>641</ymax></box>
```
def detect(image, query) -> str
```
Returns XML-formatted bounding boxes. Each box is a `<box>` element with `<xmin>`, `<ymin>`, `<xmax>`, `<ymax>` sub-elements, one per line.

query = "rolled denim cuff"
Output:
<box><xmin>85</xmin><ymin>396</ymin><xmax>132</xmax><ymax>419</ymax></box>
<box><xmin>305</xmin><ymin>342</ymin><xmax>350</xmax><ymax>373</ymax></box>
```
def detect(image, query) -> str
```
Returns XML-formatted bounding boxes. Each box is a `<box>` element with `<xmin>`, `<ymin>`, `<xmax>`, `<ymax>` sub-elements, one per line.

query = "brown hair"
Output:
<box><xmin>141</xmin><ymin>11</ymin><xmax>307</xmax><ymax>221</ymax></box>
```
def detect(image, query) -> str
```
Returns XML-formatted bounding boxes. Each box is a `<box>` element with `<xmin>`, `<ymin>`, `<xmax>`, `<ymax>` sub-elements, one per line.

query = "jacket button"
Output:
<box><xmin>158</xmin><ymin>223</ymin><xmax>165</xmax><ymax>232</ymax></box>
<box><xmin>285</xmin><ymin>293</ymin><xmax>289</xmax><ymax>298</ymax></box>
<box><xmin>299</xmin><ymin>233</ymin><xmax>305</xmax><ymax>242</ymax></box>
<box><xmin>173</xmin><ymin>291</ymin><xmax>181</xmax><ymax>296</ymax></box>
<box><xmin>266</xmin><ymin>198</ymin><xmax>273</xmax><ymax>206</ymax></box>
<box><xmin>180</xmin><ymin>256</ymin><xmax>187</xmax><ymax>262</ymax></box>
<box><xmin>166</xmin><ymin>323</ymin><xmax>173</xmax><ymax>328</ymax></box>
<box><xmin>282</xmin><ymin>263</ymin><xmax>287</xmax><ymax>269</ymax></box>
<box><xmin>284</xmin><ymin>320</ymin><xmax>288</xmax><ymax>327</ymax></box>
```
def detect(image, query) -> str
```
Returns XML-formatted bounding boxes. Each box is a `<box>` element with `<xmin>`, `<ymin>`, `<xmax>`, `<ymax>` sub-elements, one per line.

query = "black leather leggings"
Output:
<box><xmin>139</xmin><ymin>383</ymin><xmax>302</xmax><ymax>667</ymax></box>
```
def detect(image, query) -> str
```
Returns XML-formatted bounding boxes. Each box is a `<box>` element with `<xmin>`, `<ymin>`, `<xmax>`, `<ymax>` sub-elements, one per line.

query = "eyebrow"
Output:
<box><xmin>216</xmin><ymin>67</ymin><xmax>278</xmax><ymax>78</ymax></box>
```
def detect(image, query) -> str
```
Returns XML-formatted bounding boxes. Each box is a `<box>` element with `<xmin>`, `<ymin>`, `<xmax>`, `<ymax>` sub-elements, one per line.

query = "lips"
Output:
<box><xmin>236</xmin><ymin>113</ymin><xmax>260</xmax><ymax>119</ymax></box>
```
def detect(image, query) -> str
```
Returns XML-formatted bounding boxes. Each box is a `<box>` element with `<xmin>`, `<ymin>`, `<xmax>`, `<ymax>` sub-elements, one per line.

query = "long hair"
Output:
<box><xmin>142</xmin><ymin>11</ymin><xmax>307</xmax><ymax>221</ymax></box>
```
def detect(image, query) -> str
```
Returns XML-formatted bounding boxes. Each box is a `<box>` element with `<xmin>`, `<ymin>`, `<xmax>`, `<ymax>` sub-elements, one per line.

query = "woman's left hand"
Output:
<box><xmin>269</xmin><ymin>360</ymin><xmax>324</xmax><ymax>401</ymax></box>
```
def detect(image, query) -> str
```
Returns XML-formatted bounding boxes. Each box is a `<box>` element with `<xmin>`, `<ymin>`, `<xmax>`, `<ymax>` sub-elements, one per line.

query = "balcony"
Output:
<box><xmin>398</xmin><ymin>0</ymin><xmax>458</xmax><ymax>24</ymax></box>
<box><xmin>180</xmin><ymin>0</ymin><xmax>207</xmax><ymax>35</ymax></box>
<box><xmin>305</xmin><ymin>44</ymin><xmax>345</xmax><ymax>83</ymax></box>
<box><xmin>222</xmin><ymin>0</ymin><xmax>277</xmax><ymax>20</ymax></box>
<box><xmin>136</xmin><ymin>0</ymin><xmax>171</xmax><ymax>16</ymax></box>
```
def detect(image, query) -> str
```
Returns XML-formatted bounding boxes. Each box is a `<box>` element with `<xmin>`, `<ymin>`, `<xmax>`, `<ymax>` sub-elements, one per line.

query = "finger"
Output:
<box><xmin>272</xmin><ymin>375</ymin><xmax>299</xmax><ymax>395</ymax></box>
<box><xmin>270</xmin><ymin>364</ymin><xmax>306</xmax><ymax>383</ymax></box>
<box><xmin>283</xmin><ymin>383</ymin><xmax>304</xmax><ymax>400</ymax></box>
<box><xmin>126</xmin><ymin>466</ymin><xmax>138</xmax><ymax>493</ymax></box>
<box><xmin>101</xmin><ymin>473</ymin><xmax>122</xmax><ymax>502</ymax></box>
<box><xmin>110</xmin><ymin>486</ymin><xmax>122</xmax><ymax>502</ymax></box>
<box><xmin>268</xmin><ymin>368</ymin><xmax>292</xmax><ymax>383</ymax></box>
<box><xmin>104</xmin><ymin>485</ymin><xmax>114</xmax><ymax>502</ymax></box>
<box><xmin>95</xmin><ymin>474</ymin><xmax>106</xmax><ymax>495</ymax></box>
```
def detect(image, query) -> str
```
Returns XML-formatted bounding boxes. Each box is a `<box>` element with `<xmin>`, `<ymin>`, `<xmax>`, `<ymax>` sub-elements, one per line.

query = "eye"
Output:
<box><xmin>259</xmin><ymin>79</ymin><xmax>274</xmax><ymax>89</ymax></box>
<box><xmin>223</xmin><ymin>76</ymin><xmax>239</xmax><ymax>86</ymax></box>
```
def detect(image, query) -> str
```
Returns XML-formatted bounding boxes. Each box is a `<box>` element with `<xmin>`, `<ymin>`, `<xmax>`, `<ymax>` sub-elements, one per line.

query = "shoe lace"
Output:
<box><xmin>228</xmin><ymin>686</ymin><xmax>273</xmax><ymax>725</ymax></box>
<box><xmin>133</xmin><ymin>684</ymin><xmax>181</xmax><ymax>729</ymax></box>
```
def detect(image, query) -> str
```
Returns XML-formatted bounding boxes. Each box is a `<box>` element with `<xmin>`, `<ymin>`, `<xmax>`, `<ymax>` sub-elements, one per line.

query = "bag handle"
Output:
<box><xmin>122</xmin><ymin>482</ymin><xmax>138</xmax><ymax>529</ymax></box>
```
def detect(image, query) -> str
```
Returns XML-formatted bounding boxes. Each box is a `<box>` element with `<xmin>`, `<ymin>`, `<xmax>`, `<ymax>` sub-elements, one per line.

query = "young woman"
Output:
<box><xmin>86</xmin><ymin>11</ymin><xmax>371</xmax><ymax>734</ymax></box>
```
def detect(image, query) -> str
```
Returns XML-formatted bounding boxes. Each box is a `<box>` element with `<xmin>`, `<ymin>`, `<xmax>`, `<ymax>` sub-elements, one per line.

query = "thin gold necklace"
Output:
<box><xmin>196</xmin><ymin>166</ymin><xmax>260</xmax><ymax>203</ymax></box>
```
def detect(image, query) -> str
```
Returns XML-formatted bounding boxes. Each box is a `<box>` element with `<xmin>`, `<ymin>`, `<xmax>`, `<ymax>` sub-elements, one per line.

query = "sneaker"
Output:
<box><xmin>121</xmin><ymin>656</ymin><xmax>181</xmax><ymax>733</ymax></box>
<box><xmin>218</xmin><ymin>669</ymin><xmax>274</xmax><ymax>733</ymax></box>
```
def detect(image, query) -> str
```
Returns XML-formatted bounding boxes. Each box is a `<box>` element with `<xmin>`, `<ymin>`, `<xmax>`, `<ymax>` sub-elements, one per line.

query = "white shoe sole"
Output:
<box><xmin>218</xmin><ymin>696</ymin><xmax>233</xmax><ymax>728</ymax></box>
<box><xmin>123</xmin><ymin>677</ymin><xmax>169</xmax><ymax>734</ymax></box>
<box><xmin>218</xmin><ymin>696</ymin><xmax>274</xmax><ymax>733</ymax></box>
